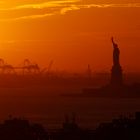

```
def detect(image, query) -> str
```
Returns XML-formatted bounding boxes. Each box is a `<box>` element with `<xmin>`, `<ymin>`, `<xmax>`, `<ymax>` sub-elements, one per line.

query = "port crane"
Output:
<box><xmin>0</xmin><ymin>58</ymin><xmax>54</xmax><ymax>76</ymax></box>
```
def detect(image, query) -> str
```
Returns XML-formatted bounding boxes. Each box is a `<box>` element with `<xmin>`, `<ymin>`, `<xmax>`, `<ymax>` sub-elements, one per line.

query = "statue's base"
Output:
<box><xmin>110</xmin><ymin>65</ymin><xmax>123</xmax><ymax>86</ymax></box>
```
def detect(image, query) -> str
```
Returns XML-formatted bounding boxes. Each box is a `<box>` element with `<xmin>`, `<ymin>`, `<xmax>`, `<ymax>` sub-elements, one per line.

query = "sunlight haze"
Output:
<box><xmin>0</xmin><ymin>0</ymin><xmax>140</xmax><ymax>72</ymax></box>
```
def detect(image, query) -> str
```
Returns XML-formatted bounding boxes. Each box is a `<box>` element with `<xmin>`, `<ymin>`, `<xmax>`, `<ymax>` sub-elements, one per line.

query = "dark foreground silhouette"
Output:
<box><xmin>1</xmin><ymin>112</ymin><xmax>140</xmax><ymax>140</ymax></box>
<box><xmin>0</xmin><ymin>118</ymin><xmax>49</xmax><ymax>140</ymax></box>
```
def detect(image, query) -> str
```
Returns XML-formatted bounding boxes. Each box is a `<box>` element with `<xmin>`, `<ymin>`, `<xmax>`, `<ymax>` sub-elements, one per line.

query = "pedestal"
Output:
<box><xmin>111</xmin><ymin>65</ymin><xmax>123</xmax><ymax>86</ymax></box>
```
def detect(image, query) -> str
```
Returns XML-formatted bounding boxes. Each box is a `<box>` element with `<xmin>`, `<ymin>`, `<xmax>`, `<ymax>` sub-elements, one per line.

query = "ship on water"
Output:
<box><xmin>82</xmin><ymin>37</ymin><xmax>140</xmax><ymax>98</ymax></box>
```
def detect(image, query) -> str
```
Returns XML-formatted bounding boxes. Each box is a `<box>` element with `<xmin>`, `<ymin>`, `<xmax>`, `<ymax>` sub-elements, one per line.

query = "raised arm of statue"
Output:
<box><xmin>111</xmin><ymin>37</ymin><xmax>117</xmax><ymax>48</ymax></box>
<box><xmin>111</xmin><ymin>37</ymin><xmax>120</xmax><ymax>66</ymax></box>
<box><xmin>111</xmin><ymin>37</ymin><xmax>114</xmax><ymax>45</ymax></box>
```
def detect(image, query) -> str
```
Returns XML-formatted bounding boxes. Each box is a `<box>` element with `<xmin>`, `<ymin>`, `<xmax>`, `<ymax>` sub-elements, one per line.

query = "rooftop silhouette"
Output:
<box><xmin>0</xmin><ymin>112</ymin><xmax>140</xmax><ymax>140</ymax></box>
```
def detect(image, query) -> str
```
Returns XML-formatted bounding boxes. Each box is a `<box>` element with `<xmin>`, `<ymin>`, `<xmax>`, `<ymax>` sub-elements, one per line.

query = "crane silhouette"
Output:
<box><xmin>0</xmin><ymin>59</ymin><xmax>15</xmax><ymax>74</ymax></box>
<box><xmin>0</xmin><ymin>58</ymin><xmax>54</xmax><ymax>76</ymax></box>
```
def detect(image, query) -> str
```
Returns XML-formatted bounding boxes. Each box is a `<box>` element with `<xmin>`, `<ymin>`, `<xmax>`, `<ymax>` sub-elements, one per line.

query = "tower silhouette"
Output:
<box><xmin>110</xmin><ymin>37</ymin><xmax>123</xmax><ymax>86</ymax></box>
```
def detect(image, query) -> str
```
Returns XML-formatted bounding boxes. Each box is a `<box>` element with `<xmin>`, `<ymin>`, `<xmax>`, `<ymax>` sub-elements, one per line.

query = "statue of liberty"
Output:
<box><xmin>110</xmin><ymin>37</ymin><xmax>123</xmax><ymax>86</ymax></box>
<box><xmin>111</xmin><ymin>37</ymin><xmax>120</xmax><ymax>66</ymax></box>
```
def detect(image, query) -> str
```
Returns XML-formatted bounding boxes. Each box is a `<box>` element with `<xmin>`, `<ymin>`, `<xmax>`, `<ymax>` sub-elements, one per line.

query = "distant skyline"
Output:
<box><xmin>0</xmin><ymin>0</ymin><xmax>140</xmax><ymax>72</ymax></box>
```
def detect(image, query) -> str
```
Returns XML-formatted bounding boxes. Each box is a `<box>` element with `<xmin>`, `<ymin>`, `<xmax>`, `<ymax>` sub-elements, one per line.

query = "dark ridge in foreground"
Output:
<box><xmin>1</xmin><ymin>112</ymin><xmax>140</xmax><ymax>140</ymax></box>
<box><xmin>0</xmin><ymin>118</ymin><xmax>49</xmax><ymax>140</ymax></box>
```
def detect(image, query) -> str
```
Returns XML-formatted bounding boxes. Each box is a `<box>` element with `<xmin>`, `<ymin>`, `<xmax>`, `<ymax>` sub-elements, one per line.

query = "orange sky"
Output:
<box><xmin>0</xmin><ymin>0</ymin><xmax>140</xmax><ymax>73</ymax></box>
